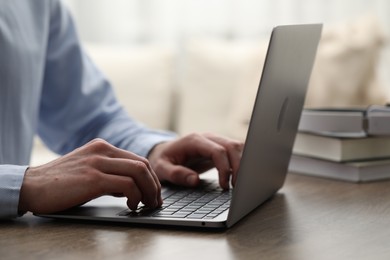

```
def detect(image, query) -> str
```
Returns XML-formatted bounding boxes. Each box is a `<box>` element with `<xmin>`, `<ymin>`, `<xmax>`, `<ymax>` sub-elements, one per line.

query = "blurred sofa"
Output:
<box><xmin>30</xmin><ymin>15</ymin><xmax>388</xmax><ymax>166</ymax></box>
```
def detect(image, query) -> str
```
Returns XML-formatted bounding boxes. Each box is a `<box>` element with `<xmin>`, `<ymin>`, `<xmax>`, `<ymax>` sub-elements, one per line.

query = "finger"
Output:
<box><xmin>83</xmin><ymin>139</ymin><xmax>152</xmax><ymax>167</ymax></box>
<box><xmin>203</xmin><ymin>134</ymin><xmax>244</xmax><ymax>186</ymax></box>
<box><xmin>105</xmin><ymin>146</ymin><xmax>163</xmax><ymax>197</ymax></box>
<box><xmin>147</xmin><ymin>166</ymin><xmax>163</xmax><ymax>206</ymax></box>
<box><xmin>95</xmin><ymin>157</ymin><xmax>161</xmax><ymax>208</ymax></box>
<box><xmin>83</xmin><ymin>140</ymin><xmax>161</xmax><ymax>206</ymax></box>
<box><xmin>184</xmin><ymin>158</ymin><xmax>215</xmax><ymax>173</ymax></box>
<box><xmin>158</xmin><ymin>163</ymin><xmax>200</xmax><ymax>187</ymax></box>
<box><xmin>86</xmin><ymin>140</ymin><xmax>154</xmax><ymax>171</ymax></box>
<box><xmin>186</xmin><ymin>135</ymin><xmax>231</xmax><ymax>189</ymax></box>
<box><xmin>98</xmin><ymin>173</ymin><xmax>143</xmax><ymax>210</ymax></box>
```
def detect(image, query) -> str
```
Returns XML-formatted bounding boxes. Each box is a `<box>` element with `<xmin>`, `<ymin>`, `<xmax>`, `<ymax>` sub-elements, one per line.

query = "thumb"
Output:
<box><xmin>159</xmin><ymin>164</ymin><xmax>200</xmax><ymax>187</ymax></box>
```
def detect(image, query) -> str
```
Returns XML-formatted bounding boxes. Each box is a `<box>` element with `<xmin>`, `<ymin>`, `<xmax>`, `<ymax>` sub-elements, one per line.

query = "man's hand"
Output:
<box><xmin>18</xmin><ymin>139</ymin><xmax>162</xmax><ymax>214</ymax></box>
<box><xmin>148</xmin><ymin>133</ymin><xmax>244</xmax><ymax>190</ymax></box>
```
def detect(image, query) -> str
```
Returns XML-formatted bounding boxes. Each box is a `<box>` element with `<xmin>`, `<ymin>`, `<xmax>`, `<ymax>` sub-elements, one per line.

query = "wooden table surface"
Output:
<box><xmin>1</xmin><ymin>173</ymin><xmax>390</xmax><ymax>260</ymax></box>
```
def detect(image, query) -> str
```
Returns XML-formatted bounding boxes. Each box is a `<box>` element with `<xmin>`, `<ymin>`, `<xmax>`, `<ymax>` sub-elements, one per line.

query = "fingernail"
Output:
<box><xmin>186</xmin><ymin>175</ymin><xmax>198</xmax><ymax>186</ymax></box>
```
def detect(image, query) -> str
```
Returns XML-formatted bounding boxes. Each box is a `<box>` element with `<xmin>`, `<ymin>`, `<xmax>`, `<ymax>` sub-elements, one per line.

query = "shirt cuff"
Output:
<box><xmin>0</xmin><ymin>165</ymin><xmax>28</xmax><ymax>219</ymax></box>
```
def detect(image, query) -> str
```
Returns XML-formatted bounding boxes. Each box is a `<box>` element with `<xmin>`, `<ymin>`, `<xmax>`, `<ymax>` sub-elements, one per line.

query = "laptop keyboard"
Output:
<box><xmin>118</xmin><ymin>179</ymin><xmax>232</xmax><ymax>220</ymax></box>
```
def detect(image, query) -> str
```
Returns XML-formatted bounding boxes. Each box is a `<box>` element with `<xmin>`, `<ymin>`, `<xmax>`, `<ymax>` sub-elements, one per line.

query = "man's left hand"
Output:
<box><xmin>147</xmin><ymin>133</ymin><xmax>244</xmax><ymax>190</ymax></box>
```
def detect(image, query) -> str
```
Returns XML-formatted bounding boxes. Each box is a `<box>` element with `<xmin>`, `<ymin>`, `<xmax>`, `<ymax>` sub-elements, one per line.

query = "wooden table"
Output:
<box><xmin>1</xmin><ymin>173</ymin><xmax>390</xmax><ymax>260</ymax></box>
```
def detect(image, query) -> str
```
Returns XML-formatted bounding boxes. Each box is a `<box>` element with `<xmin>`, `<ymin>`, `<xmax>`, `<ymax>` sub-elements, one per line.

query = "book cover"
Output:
<box><xmin>288</xmin><ymin>154</ymin><xmax>390</xmax><ymax>182</ymax></box>
<box><xmin>293</xmin><ymin>132</ymin><xmax>390</xmax><ymax>162</ymax></box>
<box><xmin>298</xmin><ymin>105</ymin><xmax>390</xmax><ymax>137</ymax></box>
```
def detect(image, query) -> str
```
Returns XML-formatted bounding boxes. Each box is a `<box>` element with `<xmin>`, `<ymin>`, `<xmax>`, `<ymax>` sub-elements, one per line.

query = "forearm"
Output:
<box><xmin>37</xmin><ymin>0</ymin><xmax>176</xmax><ymax>158</ymax></box>
<box><xmin>0</xmin><ymin>165</ymin><xmax>28</xmax><ymax>219</ymax></box>
<box><xmin>93</xmin><ymin>109</ymin><xmax>177</xmax><ymax>158</ymax></box>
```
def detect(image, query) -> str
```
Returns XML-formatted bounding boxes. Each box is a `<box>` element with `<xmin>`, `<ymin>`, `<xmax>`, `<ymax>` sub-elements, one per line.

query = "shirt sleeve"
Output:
<box><xmin>38</xmin><ymin>0</ymin><xmax>176</xmax><ymax>157</ymax></box>
<box><xmin>0</xmin><ymin>165</ymin><xmax>28</xmax><ymax>218</ymax></box>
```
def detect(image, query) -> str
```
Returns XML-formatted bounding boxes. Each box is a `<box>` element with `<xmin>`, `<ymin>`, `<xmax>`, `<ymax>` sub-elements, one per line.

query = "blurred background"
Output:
<box><xmin>63</xmin><ymin>0</ymin><xmax>390</xmax><ymax>133</ymax></box>
<box><xmin>31</xmin><ymin>0</ymin><xmax>390</xmax><ymax>165</ymax></box>
<box><xmin>63</xmin><ymin>1</ymin><xmax>389</xmax><ymax>71</ymax></box>
<box><xmin>64</xmin><ymin>0</ymin><xmax>389</xmax><ymax>48</ymax></box>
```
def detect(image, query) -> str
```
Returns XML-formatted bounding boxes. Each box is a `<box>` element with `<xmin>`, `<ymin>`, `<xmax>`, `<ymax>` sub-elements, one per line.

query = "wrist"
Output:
<box><xmin>147</xmin><ymin>141</ymin><xmax>167</xmax><ymax>161</ymax></box>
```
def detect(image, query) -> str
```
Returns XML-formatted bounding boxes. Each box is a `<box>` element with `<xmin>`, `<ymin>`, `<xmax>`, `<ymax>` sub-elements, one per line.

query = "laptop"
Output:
<box><xmin>37</xmin><ymin>24</ymin><xmax>322</xmax><ymax>229</ymax></box>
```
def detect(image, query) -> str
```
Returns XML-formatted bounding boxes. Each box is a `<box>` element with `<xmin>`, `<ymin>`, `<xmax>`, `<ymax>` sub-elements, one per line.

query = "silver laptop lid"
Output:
<box><xmin>227</xmin><ymin>24</ymin><xmax>322</xmax><ymax>227</ymax></box>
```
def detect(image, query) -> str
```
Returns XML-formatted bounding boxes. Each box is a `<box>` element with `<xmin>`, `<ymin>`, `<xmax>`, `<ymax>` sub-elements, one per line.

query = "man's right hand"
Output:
<box><xmin>18</xmin><ymin>139</ymin><xmax>162</xmax><ymax>214</ymax></box>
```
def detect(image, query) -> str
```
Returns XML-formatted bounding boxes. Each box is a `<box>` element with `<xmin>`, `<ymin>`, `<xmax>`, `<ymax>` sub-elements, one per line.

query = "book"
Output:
<box><xmin>293</xmin><ymin>132</ymin><xmax>390</xmax><ymax>162</ymax></box>
<box><xmin>288</xmin><ymin>154</ymin><xmax>390</xmax><ymax>182</ymax></box>
<box><xmin>298</xmin><ymin>105</ymin><xmax>390</xmax><ymax>137</ymax></box>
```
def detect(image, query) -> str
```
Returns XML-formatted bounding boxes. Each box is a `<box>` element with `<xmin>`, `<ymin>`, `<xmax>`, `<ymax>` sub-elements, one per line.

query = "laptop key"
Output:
<box><xmin>153</xmin><ymin>213</ymin><xmax>188</xmax><ymax>218</ymax></box>
<box><xmin>187</xmin><ymin>213</ymin><xmax>207</xmax><ymax>219</ymax></box>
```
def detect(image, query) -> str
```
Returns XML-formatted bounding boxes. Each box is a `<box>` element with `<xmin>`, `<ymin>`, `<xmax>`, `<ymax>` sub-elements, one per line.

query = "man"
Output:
<box><xmin>0</xmin><ymin>0</ymin><xmax>243</xmax><ymax>218</ymax></box>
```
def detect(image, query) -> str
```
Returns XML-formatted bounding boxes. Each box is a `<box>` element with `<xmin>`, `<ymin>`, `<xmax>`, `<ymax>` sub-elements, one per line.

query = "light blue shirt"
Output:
<box><xmin>0</xmin><ymin>0</ymin><xmax>175</xmax><ymax>218</ymax></box>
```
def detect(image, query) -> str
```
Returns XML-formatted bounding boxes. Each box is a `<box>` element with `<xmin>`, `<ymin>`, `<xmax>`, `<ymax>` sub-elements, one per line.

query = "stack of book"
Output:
<box><xmin>288</xmin><ymin>105</ymin><xmax>390</xmax><ymax>182</ymax></box>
